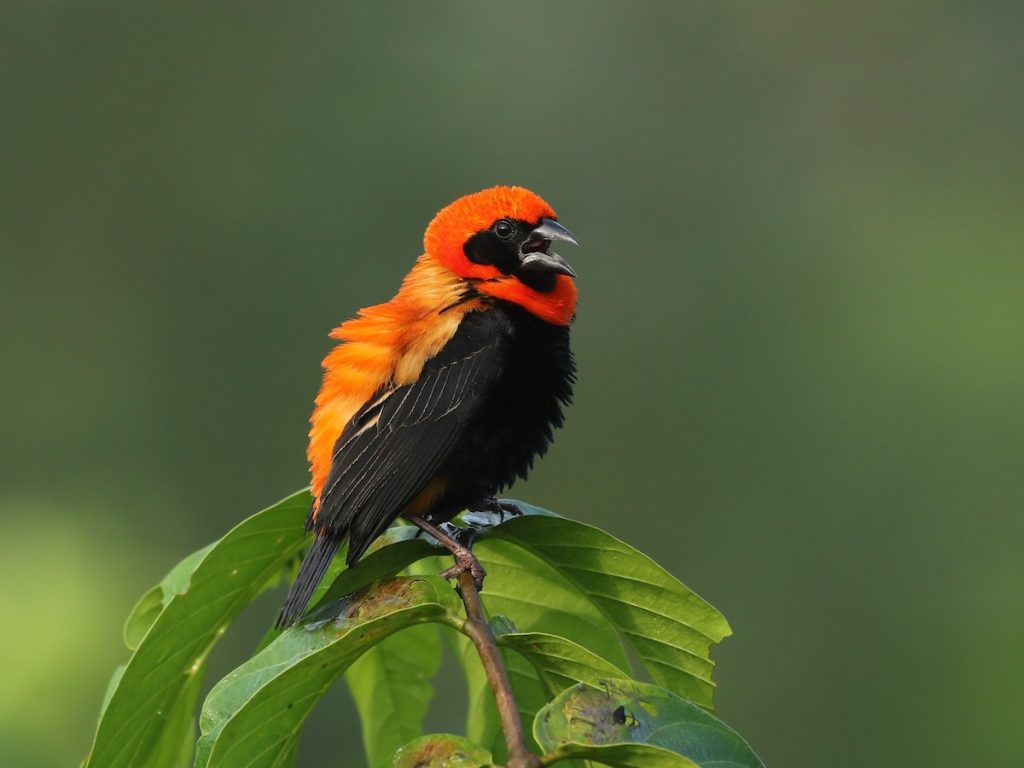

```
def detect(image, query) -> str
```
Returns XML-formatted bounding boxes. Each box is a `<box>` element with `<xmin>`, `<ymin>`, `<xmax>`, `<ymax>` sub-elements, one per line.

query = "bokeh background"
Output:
<box><xmin>3</xmin><ymin>2</ymin><xmax>1022</xmax><ymax>766</ymax></box>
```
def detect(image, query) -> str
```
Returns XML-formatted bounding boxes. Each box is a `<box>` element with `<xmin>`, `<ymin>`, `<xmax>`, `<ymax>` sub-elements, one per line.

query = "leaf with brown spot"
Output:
<box><xmin>392</xmin><ymin>734</ymin><xmax>492</xmax><ymax>768</ymax></box>
<box><xmin>534</xmin><ymin>679</ymin><xmax>764</xmax><ymax>768</ymax></box>
<box><xmin>195</xmin><ymin>576</ymin><xmax>460</xmax><ymax>768</ymax></box>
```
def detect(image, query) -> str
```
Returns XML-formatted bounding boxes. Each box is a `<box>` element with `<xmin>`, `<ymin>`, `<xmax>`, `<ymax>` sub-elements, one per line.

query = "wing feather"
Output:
<box><xmin>314</xmin><ymin>310</ymin><xmax>508</xmax><ymax>565</ymax></box>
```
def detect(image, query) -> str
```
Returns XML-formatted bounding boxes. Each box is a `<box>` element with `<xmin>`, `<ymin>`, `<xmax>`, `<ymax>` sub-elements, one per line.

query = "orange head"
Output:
<box><xmin>424</xmin><ymin>186</ymin><xmax>579</xmax><ymax>325</ymax></box>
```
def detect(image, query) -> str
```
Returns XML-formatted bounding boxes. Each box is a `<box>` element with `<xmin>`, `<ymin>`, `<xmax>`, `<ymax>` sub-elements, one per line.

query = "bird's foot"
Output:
<box><xmin>404</xmin><ymin>513</ymin><xmax>487</xmax><ymax>592</ymax></box>
<box><xmin>472</xmin><ymin>496</ymin><xmax>524</xmax><ymax>523</ymax></box>
<box><xmin>440</xmin><ymin>549</ymin><xmax>487</xmax><ymax>592</ymax></box>
<box><xmin>497</xmin><ymin>500</ymin><xmax>524</xmax><ymax>521</ymax></box>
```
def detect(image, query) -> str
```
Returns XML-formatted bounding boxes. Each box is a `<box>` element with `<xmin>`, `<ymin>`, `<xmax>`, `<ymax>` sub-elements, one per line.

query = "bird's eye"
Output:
<box><xmin>493</xmin><ymin>219</ymin><xmax>514</xmax><ymax>240</ymax></box>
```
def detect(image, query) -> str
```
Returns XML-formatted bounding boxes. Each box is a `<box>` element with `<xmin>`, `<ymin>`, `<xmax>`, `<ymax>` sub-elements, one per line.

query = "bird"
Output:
<box><xmin>276</xmin><ymin>186</ymin><xmax>579</xmax><ymax>627</ymax></box>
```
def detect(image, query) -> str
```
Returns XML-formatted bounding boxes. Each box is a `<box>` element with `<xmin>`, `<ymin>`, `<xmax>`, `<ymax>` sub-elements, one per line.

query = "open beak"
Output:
<box><xmin>518</xmin><ymin>218</ymin><xmax>579</xmax><ymax>278</ymax></box>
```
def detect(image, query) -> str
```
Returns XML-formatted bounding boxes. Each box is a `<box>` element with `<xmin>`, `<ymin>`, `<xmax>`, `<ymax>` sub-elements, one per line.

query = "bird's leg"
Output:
<box><xmin>404</xmin><ymin>513</ymin><xmax>486</xmax><ymax>591</ymax></box>
<box><xmin>471</xmin><ymin>496</ymin><xmax>524</xmax><ymax>523</ymax></box>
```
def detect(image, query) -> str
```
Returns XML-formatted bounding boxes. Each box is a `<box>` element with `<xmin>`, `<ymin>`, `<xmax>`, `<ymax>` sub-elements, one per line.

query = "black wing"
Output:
<box><xmin>318</xmin><ymin>315</ymin><xmax>507</xmax><ymax>561</ymax></box>
<box><xmin>278</xmin><ymin>310</ymin><xmax>509</xmax><ymax>626</ymax></box>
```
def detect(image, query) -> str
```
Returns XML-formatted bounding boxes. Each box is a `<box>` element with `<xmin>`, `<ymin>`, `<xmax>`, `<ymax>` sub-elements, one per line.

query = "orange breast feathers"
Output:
<box><xmin>306</xmin><ymin>256</ymin><xmax>480</xmax><ymax>508</ymax></box>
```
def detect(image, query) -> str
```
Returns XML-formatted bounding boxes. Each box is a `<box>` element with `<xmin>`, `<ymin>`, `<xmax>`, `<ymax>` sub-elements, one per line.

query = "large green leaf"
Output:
<box><xmin>543</xmin><ymin>743</ymin><xmax>697</xmax><ymax>768</ymax></box>
<box><xmin>454</xmin><ymin>631</ymin><xmax>551</xmax><ymax>765</ymax></box>
<box><xmin>84</xmin><ymin>490</ymin><xmax>311</xmax><ymax>768</ymax></box>
<box><xmin>435</xmin><ymin>502</ymin><xmax>728</xmax><ymax>758</ymax></box>
<box><xmin>317</xmin><ymin>528</ymin><xmax>437</xmax><ymax>608</ymax></box>
<box><xmin>252</xmin><ymin>526</ymin><xmax>436</xmax><ymax>654</ymax></box>
<box><xmin>141</xmin><ymin>670</ymin><xmax>205</xmax><ymax>768</ymax></box>
<box><xmin>122</xmin><ymin>586</ymin><xmax>163</xmax><ymax>652</ymax></box>
<box><xmin>497</xmin><ymin>630</ymin><xmax>630</xmax><ymax>768</ymax></box>
<box><xmin>406</xmin><ymin>508</ymin><xmax>620</xmax><ymax>761</ymax></box>
<box><xmin>498</xmin><ymin>632</ymin><xmax>627</xmax><ymax>696</ymax></box>
<box><xmin>392</xmin><ymin>734</ymin><xmax>492</xmax><ymax>768</ymax></box>
<box><xmin>534</xmin><ymin>679</ymin><xmax>763</xmax><ymax>768</ymax></box>
<box><xmin>474</xmin><ymin>532</ymin><xmax>632</xmax><ymax>670</ymax></box>
<box><xmin>195</xmin><ymin>576</ymin><xmax>460</xmax><ymax>768</ymax></box>
<box><xmin>457</xmin><ymin>524</ymin><xmax>634</xmax><ymax>760</ymax></box>
<box><xmin>319</xmin><ymin>530</ymin><xmax>445</xmax><ymax>768</ymax></box>
<box><xmin>89</xmin><ymin>491</ymin><xmax>755</xmax><ymax>768</ymax></box>
<box><xmin>123</xmin><ymin>543</ymin><xmax>215</xmax><ymax>651</ymax></box>
<box><xmin>345</xmin><ymin>623</ymin><xmax>443</xmax><ymax>768</ymax></box>
<box><xmin>484</xmin><ymin>510</ymin><xmax>731</xmax><ymax>709</ymax></box>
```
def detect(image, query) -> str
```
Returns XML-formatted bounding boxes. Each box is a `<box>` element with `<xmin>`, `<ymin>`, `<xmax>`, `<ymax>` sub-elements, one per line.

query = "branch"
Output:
<box><xmin>404</xmin><ymin>512</ymin><xmax>537</xmax><ymax>765</ymax></box>
<box><xmin>455</xmin><ymin>570</ymin><xmax>540</xmax><ymax>768</ymax></box>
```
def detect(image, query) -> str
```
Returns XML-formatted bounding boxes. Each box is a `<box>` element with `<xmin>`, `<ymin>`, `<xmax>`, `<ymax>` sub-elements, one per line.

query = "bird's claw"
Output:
<box><xmin>440</xmin><ymin>550</ymin><xmax>487</xmax><ymax>592</ymax></box>
<box><xmin>496</xmin><ymin>500</ymin><xmax>523</xmax><ymax>521</ymax></box>
<box><xmin>472</xmin><ymin>497</ymin><xmax>524</xmax><ymax>523</ymax></box>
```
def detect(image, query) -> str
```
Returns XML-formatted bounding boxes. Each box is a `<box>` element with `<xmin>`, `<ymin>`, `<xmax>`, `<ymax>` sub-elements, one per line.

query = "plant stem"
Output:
<box><xmin>405</xmin><ymin>513</ymin><xmax>537</xmax><ymax>766</ymax></box>
<box><xmin>456</xmin><ymin>569</ymin><xmax>539</xmax><ymax>768</ymax></box>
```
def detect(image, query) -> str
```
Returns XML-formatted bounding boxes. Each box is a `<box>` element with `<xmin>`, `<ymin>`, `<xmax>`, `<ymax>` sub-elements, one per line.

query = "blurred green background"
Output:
<box><xmin>3</xmin><ymin>2</ymin><xmax>1022</xmax><ymax>766</ymax></box>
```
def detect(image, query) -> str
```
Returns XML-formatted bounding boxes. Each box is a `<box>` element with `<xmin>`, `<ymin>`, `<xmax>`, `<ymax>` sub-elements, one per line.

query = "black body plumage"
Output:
<box><xmin>277</xmin><ymin>301</ymin><xmax>574</xmax><ymax>626</ymax></box>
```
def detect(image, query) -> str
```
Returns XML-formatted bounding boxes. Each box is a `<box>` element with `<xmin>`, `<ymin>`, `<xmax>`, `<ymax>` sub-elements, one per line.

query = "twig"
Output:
<box><xmin>405</xmin><ymin>513</ymin><xmax>538</xmax><ymax>766</ymax></box>
<box><xmin>455</xmin><ymin>569</ymin><xmax>540</xmax><ymax>768</ymax></box>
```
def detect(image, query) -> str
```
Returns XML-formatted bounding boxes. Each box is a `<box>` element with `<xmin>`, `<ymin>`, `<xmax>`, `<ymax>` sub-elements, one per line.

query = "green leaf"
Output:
<box><xmin>485</xmin><ymin>512</ymin><xmax>731</xmax><ymax>709</ymax></box>
<box><xmin>257</xmin><ymin>516</ymin><xmax>445</xmax><ymax>767</ymax></box>
<box><xmin>345</xmin><ymin>623</ymin><xmax>443</xmax><ymax>768</ymax></box>
<box><xmin>436</xmin><ymin>530</ymin><xmax>633</xmax><ymax>762</ymax></box>
<box><xmin>160</xmin><ymin>541</ymin><xmax>218</xmax><ymax>596</ymax></box>
<box><xmin>489</xmin><ymin>613</ymin><xmax>518</xmax><ymax>635</ymax></box>
<box><xmin>317</xmin><ymin>528</ymin><xmax>438</xmax><ymax>608</ymax></box>
<box><xmin>195</xmin><ymin>576</ymin><xmax>460</xmax><ymax>768</ymax></box>
<box><xmin>138</xmin><ymin>669</ymin><xmax>205</xmax><ymax>768</ymax></box>
<box><xmin>122</xmin><ymin>542</ymin><xmax>218</xmax><ymax>651</ymax></box>
<box><xmin>543</xmin><ymin>743</ymin><xmax>698</xmax><ymax>768</ymax></box>
<box><xmin>122</xmin><ymin>586</ymin><xmax>162</xmax><ymax>651</ymax></box>
<box><xmin>84</xmin><ymin>490</ymin><xmax>311</xmax><ymax>768</ymax></box>
<box><xmin>534</xmin><ymin>679</ymin><xmax>763</xmax><ymax>768</ymax></box>
<box><xmin>498</xmin><ymin>632</ymin><xmax>629</xmax><ymax>768</ymax></box>
<box><xmin>392</xmin><ymin>734</ymin><xmax>492</xmax><ymax>768</ymax></box>
<box><xmin>441</xmin><ymin>501</ymin><xmax>731</xmax><ymax>758</ymax></box>
<box><xmin>96</xmin><ymin>665</ymin><xmax>125</xmax><ymax>727</ymax></box>
<box><xmin>251</xmin><ymin>526</ymin><xmax>436</xmax><ymax>654</ymax></box>
<box><xmin>415</xmin><ymin>508</ymin><xmax>630</xmax><ymax>762</ymax></box>
<box><xmin>498</xmin><ymin>632</ymin><xmax>627</xmax><ymax>696</ymax></box>
<box><xmin>491</xmin><ymin>630</ymin><xmax>626</xmax><ymax>768</ymax></box>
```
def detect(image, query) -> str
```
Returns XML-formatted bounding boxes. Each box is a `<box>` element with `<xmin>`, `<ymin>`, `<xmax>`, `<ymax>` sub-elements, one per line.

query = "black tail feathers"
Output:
<box><xmin>276</xmin><ymin>535</ymin><xmax>340</xmax><ymax>628</ymax></box>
